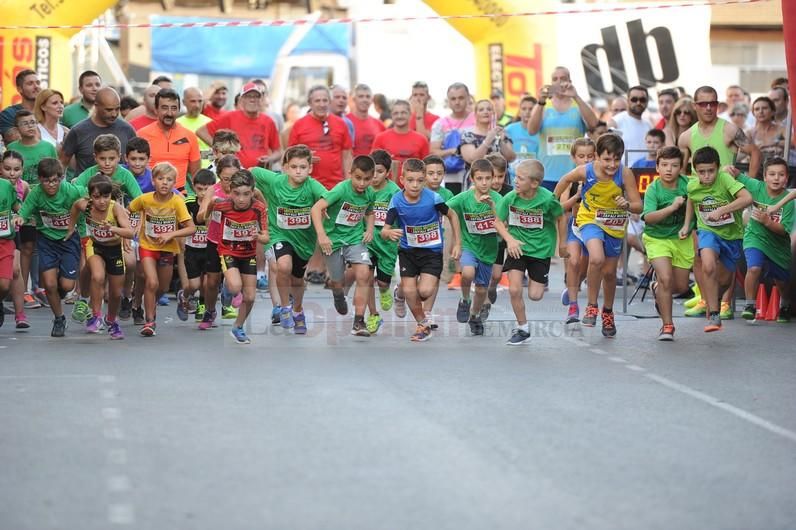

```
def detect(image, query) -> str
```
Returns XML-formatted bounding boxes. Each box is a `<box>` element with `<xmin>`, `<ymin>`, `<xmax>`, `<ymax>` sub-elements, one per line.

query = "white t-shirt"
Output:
<box><xmin>38</xmin><ymin>123</ymin><xmax>66</xmax><ymax>147</ymax></box>
<box><xmin>612</xmin><ymin>111</ymin><xmax>652</xmax><ymax>166</ymax></box>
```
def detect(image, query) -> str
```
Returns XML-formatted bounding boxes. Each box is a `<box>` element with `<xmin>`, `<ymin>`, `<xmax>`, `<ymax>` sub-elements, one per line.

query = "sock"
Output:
<box><xmin>569</xmin><ymin>301</ymin><xmax>578</xmax><ymax>307</ymax></box>
<box><xmin>524</xmin><ymin>322</ymin><xmax>531</xmax><ymax>333</ymax></box>
<box><xmin>602</xmin><ymin>306</ymin><xmax>613</xmax><ymax>313</ymax></box>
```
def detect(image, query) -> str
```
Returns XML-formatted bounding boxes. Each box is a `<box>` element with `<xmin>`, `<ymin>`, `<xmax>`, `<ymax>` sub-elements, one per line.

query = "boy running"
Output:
<box><xmin>7</xmin><ymin>110</ymin><xmax>57</xmax><ymax>185</ymax></box>
<box><xmin>0</xmin><ymin>170</ymin><xmax>20</xmax><ymax>330</ymax></box>
<box><xmin>181</xmin><ymin>169</ymin><xmax>216</xmax><ymax>322</ymax></box>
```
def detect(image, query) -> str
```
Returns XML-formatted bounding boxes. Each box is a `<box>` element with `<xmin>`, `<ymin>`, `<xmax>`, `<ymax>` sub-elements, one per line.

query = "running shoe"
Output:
<box><xmin>582</xmin><ymin>304</ymin><xmax>599</xmax><ymax>327</ymax></box>
<box><xmin>366</xmin><ymin>314</ymin><xmax>383</xmax><ymax>335</ymax></box>
<box><xmin>704</xmin><ymin>312</ymin><xmax>722</xmax><ymax>332</ymax></box>
<box><xmin>34</xmin><ymin>288</ymin><xmax>50</xmax><ymax>307</ymax></box>
<box><xmin>488</xmin><ymin>282</ymin><xmax>498</xmax><ymax>304</ymax></box>
<box><xmin>85</xmin><ymin>315</ymin><xmax>103</xmax><ymax>334</ymax></box>
<box><xmin>51</xmin><ymin>315</ymin><xmax>67</xmax><ymax>337</ymax></box>
<box><xmin>280</xmin><ymin>306</ymin><xmax>294</xmax><ymax>329</ymax></box>
<box><xmin>468</xmin><ymin>315</ymin><xmax>484</xmax><ymax>336</ymax></box>
<box><xmin>221</xmin><ymin>305</ymin><xmax>238</xmax><ymax>319</ymax></box>
<box><xmin>333</xmin><ymin>292</ymin><xmax>348</xmax><ymax>315</ymax></box>
<box><xmin>777</xmin><ymin>306</ymin><xmax>791</xmax><ymax>323</ymax></box>
<box><xmin>230</xmin><ymin>326</ymin><xmax>251</xmax><ymax>344</ymax></box>
<box><xmin>198</xmin><ymin>310</ymin><xmax>216</xmax><ymax>331</ymax></box>
<box><xmin>424</xmin><ymin>310</ymin><xmax>438</xmax><ymax>330</ymax></box>
<box><xmin>0</xmin><ymin>305</ymin><xmax>4</xmax><ymax>328</ymax></box>
<box><xmin>351</xmin><ymin>318</ymin><xmax>371</xmax><ymax>337</ymax></box>
<box><xmin>15</xmin><ymin>312</ymin><xmax>31</xmax><ymax>330</ymax></box>
<box><xmin>683</xmin><ymin>285</ymin><xmax>702</xmax><ymax>308</ymax></box>
<box><xmin>479</xmin><ymin>303</ymin><xmax>491</xmax><ymax>322</ymax></box>
<box><xmin>741</xmin><ymin>303</ymin><xmax>755</xmax><ymax>321</ymax></box>
<box><xmin>566</xmin><ymin>303</ymin><xmax>580</xmax><ymax>325</ymax></box>
<box><xmin>657</xmin><ymin>324</ymin><xmax>675</xmax><ymax>341</ymax></box>
<box><xmin>107</xmin><ymin>320</ymin><xmax>124</xmax><ymax>340</ymax></box>
<box><xmin>561</xmin><ymin>287</ymin><xmax>570</xmax><ymax>306</ymax></box>
<box><xmin>176</xmin><ymin>290</ymin><xmax>189</xmax><ymax>321</ymax></box>
<box><xmin>271</xmin><ymin>306</ymin><xmax>281</xmax><ymax>325</ymax></box>
<box><xmin>119</xmin><ymin>297</ymin><xmax>132</xmax><ymax>320</ymax></box>
<box><xmin>720</xmin><ymin>301</ymin><xmax>733</xmax><ymax>320</ymax></box>
<box><xmin>393</xmin><ymin>287</ymin><xmax>406</xmax><ymax>318</ymax></box>
<box><xmin>293</xmin><ymin>311</ymin><xmax>307</xmax><ymax>334</ymax></box>
<box><xmin>157</xmin><ymin>294</ymin><xmax>170</xmax><ymax>306</ymax></box>
<box><xmin>195</xmin><ymin>303</ymin><xmax>206</xmax><ymax>322</ymax></box>
<box><xmin>62</xmin><ymin>290</ymin><xmax>77</xmax><ymax>305</ymax></box>
<box><xmin>231</xmin><ymin>292</ymin><xmax>243</xmax><ymax>309</ymax></box>
<box><xmin>447</xmin><ymin>273</ymin><xmax>461</xmax><ymax>290</ymax></box>
<box><xmin>601</xmin><ymin>309</ymin><xmax>616</xmax><ymax>338</ymax></box>
<box><xmin>71</xmin><ymin>299</ymin><xmax>90</xmax><ymax>323</ymax></box>
<box><xmin>23</xmin><ymin>292</ymin><xmax>41</xmax><ymax>309</ymax></box>
<box><xmin>379</xmin><ymin>288</ymin><xmax>393</xmax><ymax>311</ymax></box>
<box><xmin>132</xmin><ymin>307</ymin><xmax>145</xmax><ymax>326</ymax></box>
<box><xmin>456</xmin><ymin>298</ymin><xmax>471</xmax><ymax>323</ymax></box>
<box><xmin>140</xmin><ymin>321</ymin><xmax>157</xmax><ymax>337</ymax></box>
<box><xmin>684</xmin><ymin>299</ymin><xmax>707</xmax><ymax>317</ymax></box>
<box><xmin>506</xmin><ymin>328</ymin><xmax>531</xmax><ymax>346</ymax></box>
<box><xmin>256</xmin><ymin>276</ymin><xmax>268</xmax><ymax>291</ymax></box>
<box><xmin>410</xmin><ymin>323</ymin><xmax>432</xmax><ymax>342</ymax></box>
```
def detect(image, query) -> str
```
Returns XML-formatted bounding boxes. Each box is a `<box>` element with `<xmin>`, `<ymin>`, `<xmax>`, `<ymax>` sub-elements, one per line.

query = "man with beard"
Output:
<box><xmin>138</xmin><ymin>88</ymin><xmax>201</xmax><ymax>191</ymax></box>
<box><xmin>609</xmin><ymin>85</ymin><xmax>653</xmax><ymax>166</ymax></box>
<box><xmin>62</xmin><ymin>70</ymin><xmax>102</xmax><ymax>128</ymax></box>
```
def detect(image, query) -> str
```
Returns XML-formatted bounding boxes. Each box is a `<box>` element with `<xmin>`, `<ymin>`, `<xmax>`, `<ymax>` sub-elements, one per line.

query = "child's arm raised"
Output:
<box><xmin>553</xmin><ymin>165</ymin><xmax>586</xmax><ymax>199</ymax></box>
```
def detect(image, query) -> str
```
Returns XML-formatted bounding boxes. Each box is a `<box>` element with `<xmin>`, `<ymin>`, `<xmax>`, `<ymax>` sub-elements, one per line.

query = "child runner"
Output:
<box><xmin>381</xmin><ymin>158</ymin><xmax>462</xmax><ymax>342</ymax></box>
<box><xmin>121</xmin><ymin>137</ymin><xmax>152</xmax><ymax>321</ymax></box>
<box><xmin>66</xmin><ymin>175</ymin><xmax>135</xmax><ymax>338</ymax></box>
<box><xmin>731</xmin><ymin>157</ymin><xmax>793</xmax><ymax>322</ymax></box>
<box><xmin>366</xmin><ymin>149</ymin><xmax>401</xmax><ymax>334</ymax></box>
<box><xmin>311</xmin><ymin>155</ymin><xmax>376</xmax><ymax>337</ymax></box>
<box><xmin>631</xmin><ymin>129</ymin><xmax>665</xmax><ymax>169</ymax></box>
<box><xmin>252</xmin><ymin>145</ymin><xmax>327</xmax><ymax>335</ymax></box>
<box><xmin>447</xmin><ymin>158</ymin><xmax>503</xmax><ymax>335</ymax></box>
<box><xmin>0</xmin><ymin>167</ymin><xmax>21</xmax><ymax>330</ymax></box>
<box><xmin>196</xmin><ymin>155</ymin><xmax>242</xmax><ymax>329</ymax></box>
<box><xmin>640</xmin><ymin>146</ymin><xmax>693</xmax><ymax>341</ymax></box>
<box><xmin>496</xmin><ymin>159</ymin><xmax>567</xmax><ymax>345</ymax></box>
<box><xmin>680</xmin><ymin>146</ymin><xmax>752</xmax><ymax>332</ymax></box>
<box><xmin>559</xmin><ymin>137</ymin><xmax>595</xmax><ymax>324</ymax></box>
<box><xmin>484</xmin><ymin>152</ymin><xmax>514</xmax><ymax>317</ymax></box>
<box><xmin>205</xmin><ymin>169</ymin><xmax>269</xmax><ymax>344</ymax></box>
<box><xmin>554</xmin><ymin>133</ymin><xmax>643</xmax><ymax>337</ymax></box>
<box><xmin>14</xmin><ymin>158</ymin><xmax>86</xmax><ymax>337</ymax></box>
<box><xmin>181</xmin><ymin>169</ymin><xmax>216</xmax><ymax>322</ymax></box>
<box><xmin>1</xmin><ymin>151</ymin><xmax>31</xmax><ymax>328</ymax></box>
<box><xmin>127</xmin><ymin>162</ymin><xmax>196</xmax><ymax>337</ymax></box>
<box><xmin>7</xmin><ymin>110</ymin><xmax>57</xmax><ymax>185</ymax></box>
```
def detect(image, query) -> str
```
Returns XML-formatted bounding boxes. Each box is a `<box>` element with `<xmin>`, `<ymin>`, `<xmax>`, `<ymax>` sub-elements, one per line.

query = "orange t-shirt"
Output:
<box><xmin>137</xmin><ymin>122</ymin><xmax>201</xmax><ymax>189</ymax></box>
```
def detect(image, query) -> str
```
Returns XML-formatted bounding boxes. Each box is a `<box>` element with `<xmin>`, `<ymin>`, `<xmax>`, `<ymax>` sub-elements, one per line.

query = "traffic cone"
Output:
<box><xmin>755</xmin><ymin>284</ymin><xmax>769</xmax><ymax>320</ymax></box>
<box><xmin>765</xmin><ymin>286</ymin><xmax>780</xmax><ymax>321</ymax></box>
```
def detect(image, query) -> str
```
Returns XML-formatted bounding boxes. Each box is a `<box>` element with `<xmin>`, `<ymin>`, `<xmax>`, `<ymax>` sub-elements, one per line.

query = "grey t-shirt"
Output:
<box><xmin>62</xmin><ymin>118</ymin><xmax>136</xmax><ymax>173</ymax></box>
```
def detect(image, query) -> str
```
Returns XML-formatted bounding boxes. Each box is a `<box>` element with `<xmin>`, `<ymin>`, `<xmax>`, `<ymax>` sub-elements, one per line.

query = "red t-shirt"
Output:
<box><xmin>346</xmin><ymin>112</ymin><xmax>386</xmax><ymax>156</ymax></box>
<box><xmin>202</xmin><ymin>104</ymin><xmax>227</xmax><ymax>122</ymax></box>
<box><xmin>655</xmin><ymin>117</ymin><xmax>667</xmax><ymax>130</ymax></box>
<box><xmin>371</xmin><ymin>129</ymin><xmax>430</xmax><ymax>167</ymax></box>
<box><xmin>213</xmin><ymin>198</ymin><xmax>267</xmax><ymax>258</ymax></box>
<box><xmin>206</xmin><ymin>110</ymin><xmax>280</xmax><ymax>169</ymax></box>
<box><xmin>129</xmin><ymin>115</ymin><xmax>157</xmax><ymax>131</ymax></box>
<box><xmin>288</xmin><ymin>113</ymin><xmax>352</xmax><ymax>190</ymax></box>
<box><xmin>409</xmin><ymin>111</ymin><xmax>440</xmax><ymax>133</ymax></box>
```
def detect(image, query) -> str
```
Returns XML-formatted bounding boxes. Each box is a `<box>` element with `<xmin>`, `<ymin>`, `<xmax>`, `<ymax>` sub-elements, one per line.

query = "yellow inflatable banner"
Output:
<box><xmin>422</xmin><ymin>0</ymin><xmax>558</xmax><ymax>114</ymax></box>
<box><xmin>0</xmin><ymin>0</ymin><xmax>116</xmax><ymax>107</ymax></box>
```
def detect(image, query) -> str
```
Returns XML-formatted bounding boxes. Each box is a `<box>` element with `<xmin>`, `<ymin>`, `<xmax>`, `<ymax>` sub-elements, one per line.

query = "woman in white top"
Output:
<box><xmin>34</xmin><ymin>88</ymin><xmax>69</xmax><ymax>148</ymax></box>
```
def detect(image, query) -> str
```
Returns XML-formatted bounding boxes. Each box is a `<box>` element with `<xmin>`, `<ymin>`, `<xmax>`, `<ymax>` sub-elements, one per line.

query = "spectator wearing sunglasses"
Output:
<box><xmin>608</xmin><ymin>86</ymin><xmax>653</xmax><ymax>167</ymax></box>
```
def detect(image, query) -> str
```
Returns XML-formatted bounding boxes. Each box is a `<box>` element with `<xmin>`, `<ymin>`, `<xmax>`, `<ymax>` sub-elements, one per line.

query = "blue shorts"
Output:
<box><xmin>37</xmin><ymin>233</ymin><xmax>81</xmax><ymax>280</ymax></box>
<box><xmin>566</xmin><ymin>219</ymin><xmax>589</xmax><ymax>256</ymax></box>
<box><xmin>744</xmin><ymin>247</ymin><xmax>790</xmax><ymax>281</ymax></box>
<box><xmin>460</xmin><ymin>249</ymin><xmax>492</xmax><ymax>286</ymax></box>
<box><xmin>697</xmin><ymin>230</ymin><xmax>741</xmax><ymax>272</ymax></box>
<box><xmin>580</xmin><ymin>223</ymin><xmax>623</xmax><ymax>258</ymax></box>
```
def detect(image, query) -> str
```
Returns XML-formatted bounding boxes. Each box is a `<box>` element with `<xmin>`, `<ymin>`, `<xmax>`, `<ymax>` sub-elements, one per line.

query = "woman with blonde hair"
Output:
<box><xmin>663</xmin><ymin>97</ymin><xmax>697</xmax><ymax>147</ymax></box>
<box><xmin>34</xmin><ymin>88</ymin><xmax>68</xmax><ymax>148</ymax></box>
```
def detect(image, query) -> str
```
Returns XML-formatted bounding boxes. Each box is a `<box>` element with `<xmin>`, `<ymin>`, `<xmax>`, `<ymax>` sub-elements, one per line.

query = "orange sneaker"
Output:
<box><xmin>498</xmin><ymin>273</ymin><xmax>510</xmax><ymax>287</ymax></box>
<box><xmin>447</xmin><ymin>273</ymin><xmax>461</xmax><ymax>290</ymax></box>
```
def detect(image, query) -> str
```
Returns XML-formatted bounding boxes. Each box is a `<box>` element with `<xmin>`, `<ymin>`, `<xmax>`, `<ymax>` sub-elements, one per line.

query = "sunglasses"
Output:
<box><xmin>674</xmin><ymin>110</ymin><xmax>690</xmax><ymax>116</ymax></box>
<box><xmin>629</xmin><ymin>97</ymin><xmax>647</xmax><ymax>104</ymax></box>
<box><xmin>322</xmin><ymin>121</ymin><xmax>329</xmax><ymax>135</ymax></box>
<box><xmin>695</xmin><ymin>100</ymin><xmax>719</xmax><ymax>108</ymax></box>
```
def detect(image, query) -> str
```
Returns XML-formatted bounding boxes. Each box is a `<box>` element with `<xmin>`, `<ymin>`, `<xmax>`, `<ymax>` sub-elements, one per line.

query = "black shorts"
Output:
<box><xmin>221</xmin><ymin>254</ymin><xmax>257</xmax><ymax>276</ymax></box>
<box><xmin>87</xmin><ymin>241</ymin><xmax>125</xmax><ymax>276</ymax></box>
<box><xmin>398</xmin><ymin>248</ymin><xmax>443</xmax><ymax>278</ymax></box>
<box><xmin>369</xmin><ymin>254</ymin><xmax>392</xmax><ymax>284</ymax></box>
<box><xmin>494</xmin><ymin>240</ymin><xmax>506</xmax><ymax>266</ymax></box>
<box><xmin>15</xmin><ymin>225</ymin><xmax>36</xmax><ymax>249</ymax></box>
<box><xmin>184</xmin><ymin>247</ymin><xmax>208</xmax><ymax>280</ymax></box>
<box><xmin>205</xmin><ymin>241</ymin><xmax>222</xmax><ymax>274</ymax></box>
<box><xmin>272</xmin><ymin>241</ymin><xmax>309</xmax><ymax>279</ymax></box>
<box><xmin>503</xmin><ymin>255</ymin><xmax>551</xmax><ymax>284</ymax></box>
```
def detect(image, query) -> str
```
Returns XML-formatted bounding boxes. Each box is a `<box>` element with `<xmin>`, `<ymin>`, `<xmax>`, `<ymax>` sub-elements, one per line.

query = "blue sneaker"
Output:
<box><xmin>230</xmin><ymin>326</ymin><xmax>251</xmax><ymax>344</ymax></box>
<box><xmin>158</xmin><ymin>294</ymin><xmax>170</xmax><ymax>306</ymax></box>
<box><xmin>257</xmin><ymin>276</ymin><xmax>268</xmax><ymax>291</ymax></box>
<box><xmin>220</xmin><ymin>284</ymin><xmax>233</xmax><ymax>307</ymax></box>
<box><xmin>293</xmin><ymin>311</ymin><xmax>307</xmax><ymax>334</ymax></box>
<box><xmin>271</xmin><ymin>306</ymin><xmax>281</xmax><ymax>325</ymax></box>
<box><xmin>561</xmin><ymin>287</ymin><xmax>570</xmax><ymax>306</ymax></box>
<box><xmin>280</xmin><ymin>306</ymin><xmax>294</xmax><ymax>329</ymax></box>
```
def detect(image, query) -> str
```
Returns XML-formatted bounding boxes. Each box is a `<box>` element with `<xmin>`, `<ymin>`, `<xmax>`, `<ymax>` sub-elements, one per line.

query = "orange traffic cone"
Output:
<box><xmin>755</xmin><ymin>284</ymin><xmax>769</xmax><ymax>320</ymax></box>
<box><xmin>499</xmin><ymin>273</ymin><xmax>510</xmax><ymax>287</ymax></box>
<box><xmin>765</xmin><ymin>286</ymin><xmax>780</xmax><ymax>321</ymax></box>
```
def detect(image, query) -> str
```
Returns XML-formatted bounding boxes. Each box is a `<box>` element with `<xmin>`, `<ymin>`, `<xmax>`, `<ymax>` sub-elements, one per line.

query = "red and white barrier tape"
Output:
<box><xmin>0</xmin><ymin>0</ymin><xmax>768</xmax><ymax>30</ymax></box>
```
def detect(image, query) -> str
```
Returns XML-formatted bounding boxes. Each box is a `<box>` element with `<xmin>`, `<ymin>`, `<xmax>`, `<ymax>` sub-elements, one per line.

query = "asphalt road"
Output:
<box><xmin>1</xmin><ymin>262</ymin><xmax>795</xmax><ymax>530</ymax></box>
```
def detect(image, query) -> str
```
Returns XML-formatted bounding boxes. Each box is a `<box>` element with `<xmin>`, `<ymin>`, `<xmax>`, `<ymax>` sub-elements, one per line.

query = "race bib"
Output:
<box><xmin>464</xmin><ymin>211</ymin><xmax>496</xmax><ymax>234</ymax></box>
<box><xmin>129</xmin><ymin>212</ymin><xmax>141</xmax><ymax>232</ymax></box>
<box><xmin>87</xmin><ymin>220</ymin><xmax>117</xmax><ymax>243</ymax></box>
<box><xmin>754</xmin><ymin>201</ymin><xmax>782</xmax><ymax>224</ymax></box>
<box><xmin>547</xmin><ymin>135</ymin><xmax>576</xmax><ymax>157</ymax></box>
<box><xmin>144</xmin><ymin>214</ymin><xmax>176</xmax><ymax>238</ymax></box>
<box><xmin>406</xmin><ymin>222</ymin><xmax>441</xmax><ymax>248</ymax></box>
<box><xmin>40</xmin><ymin>210</ymin><xmax>70</xmax><ymax>230</ymax></box>
<box><xmin>698</xmin><ymin>201</ymin><xmax>733</xmax><ymax>227</ymax></box>
<box><xmin>186</xmin><ymin>225</ymin><xmax>208</xmax><ymax>248</ymax></box>
<box><xmin>0</xmin><ymin>211</ymin><xmax>10</xmax><ymax>237</ymax></box>
<box><xmin>595</xmin><ymin>208</ymin><xmax>629</xmax><ymax>229</ymax></box>
<box><xmin>276</xmin><ymin>206</ymin><xmax>311</xmax><ymax>230</ymax></box>
<box><xmin>373</xmin><ymin>202</ymin><xmax>389</xmax><ymax>227</ymax></box>
<box><xmin>222</xmin><ymin>218</ymin><xmax>258</xmax><ymax>242</ymax></box>
<box><xmin>335</xmin><ymin>201</ymin><xmax>367</xmax><ymax>227</ymax></box>
<box><xmin>508</xmin><ymin>206</ymin><xmax>543</xmax><ymax>229</ymax></box>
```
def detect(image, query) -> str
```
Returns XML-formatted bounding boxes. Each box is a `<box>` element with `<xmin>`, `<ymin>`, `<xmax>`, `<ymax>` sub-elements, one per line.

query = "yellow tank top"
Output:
<box><xmin>576</xmin><ymin>162</ymin><xmax>628</xmax><ymax>239</ymax></box>
<box><xmin>86</xmin><ymin>200</ymin><xmax>120</xmax><ymax>245</ymax></box>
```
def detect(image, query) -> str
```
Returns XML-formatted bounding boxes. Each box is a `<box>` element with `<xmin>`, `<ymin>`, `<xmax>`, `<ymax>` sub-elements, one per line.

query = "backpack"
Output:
<box><xmin>442</xmin><ymin>128</ymin><xmax>465</xmax><ymax>173</ymax></box>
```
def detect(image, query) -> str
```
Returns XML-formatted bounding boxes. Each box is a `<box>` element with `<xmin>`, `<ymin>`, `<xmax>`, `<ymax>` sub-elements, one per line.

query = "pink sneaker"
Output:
<box><xmin>231</xmin><ymin>292</ymin><xmax>243</xmax><ymax>308</ymax></box>
<box><xmin>15</xmin><ymin>312</ymin><xmax>31</xmax><ymax>329</ymax></box>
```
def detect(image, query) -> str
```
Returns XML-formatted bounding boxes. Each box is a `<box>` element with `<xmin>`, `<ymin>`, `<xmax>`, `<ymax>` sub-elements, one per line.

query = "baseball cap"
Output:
<box><xmin>240</xmin><ymin>82</ymin><xmax>262</xmax><ymax>97</ymax></box>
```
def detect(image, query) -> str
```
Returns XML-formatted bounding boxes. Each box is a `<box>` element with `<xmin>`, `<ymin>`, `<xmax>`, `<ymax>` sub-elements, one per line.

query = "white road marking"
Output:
<box><xmin>625</xmin><ymin>364</ymin><xmax>646</xmax><ymax>372</ymax></box>
<box><xmin>608</xmin><ymin>356</ymin><xmax>628</xmax><ymax>364</ymax></box>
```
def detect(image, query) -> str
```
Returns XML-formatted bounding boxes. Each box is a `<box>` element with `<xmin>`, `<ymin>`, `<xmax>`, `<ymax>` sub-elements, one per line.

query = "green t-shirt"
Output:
<box><xmin>446</xmin><ymin>188</ymin><xmax>502</xmax><ymax>264</ymax></box>
<box><xmin>368</xmin><ymin>180</ymin><xmax>401</xmax><ymax>273</ymax></box>
<box><xmin>18</xmin><ymin>180</ymin><xmax>87</xmax><ymax>240</ymax></box>
<box><xmin>61</xmin><ymin>101</ymin><xmax>90</xmax><ymax>128</ymax></box>
<box><xmin>322</xmin><ymin>180</ymin><xmax>375</xmax><ymax>251</ymax></box>
<box><xmin>6</xmin><ymin>140</ymin><xmax>58</xmax><ymax>184</ymax></box>
<box><xmin>0</xmin><ymin>179</ymin><xmax>20</xmax><ymax>239</ymax></box>
<box><xmin>430</xmin><ymin>186</ymin><xmax>454</xmax><ymax>202</ymax></box>
<box><xmin>738</xmin><ymin>175</ymin><xmax>794</xmax><ymax>269</ymax></box>
<box><xmin>686</xmin><ymin>171</ymin><xmax>745</xmax><ymax>240</ymax></box>
<box><xmin>496</xmin><ymin>187</ymin><xmax>563</xmax><ymax>259</ymax></box>
<box><xmin>642</xmin><ymin>175</ymin><xmax>690</xmax><ymax>239</ymax></box>
<box><xmin>177</xmin><ymin>114</ymin><xmax>212</xmax><ymax>168</ymax></box>
<box><xmin>251</xmin><ymin>167</ymin><xmax>327</xmax><ymax>260</ymax></box>
<box><xmin>74</xmin><ymin>164</ymin><xmax>142</xmax><ymax>202</ymax></box>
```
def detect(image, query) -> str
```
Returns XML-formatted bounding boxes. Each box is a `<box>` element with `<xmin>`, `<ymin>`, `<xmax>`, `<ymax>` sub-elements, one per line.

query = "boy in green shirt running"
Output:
<box><xmin>311</xmin><ymin>155</ymin><xmax>376</xmax><ymax>337</ymax></box>
<box><xmin>641</xmin><ymin>146</ymin><xmax>694</xmax><ymax>341</ymax></box>
<box><xmin>73</xmin><ymin>134</ymin><xmax>142</xmax><ymax>202</ymax></box>
<box><xmin>251</xmin><ymin>145</ymin><xmax>327</xmax><ymax>335</ymax></box>
<box><xmin>680</xmin><ymin>146</ymin><xmax>752</xmax><ymax>332</ymax></box>
<box><xmin>0</xmin><ymin>175</ymin><xmax>20</xmax><ymax>329</ymax></box>
<box><xmin>366</xmin><ymin>150</ymin><xmax>401</xmax><ymax>334</ymax></box>
<box><xmin>727</xmin><ymin>157</ymin><xmax>794</xmax><ymax>322</ymax></box>
<box><xmin>496</xmin><ymin>159</ymin><xmax>566</xmax><ymax>346</ymax></box>
<box><xmin>447</xmin><ymin>159</ymin><xmax>503</xmax><ymax>335</ymax></box>
<box><xmin>7</xmin><ymin>110</ymin><xmax>57</xmax><ymax>185</ymax></box>
<box><xmin>14</xmin><ymin>158</ymin><xmax>87</xmax><ymax>337</ymax></box>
